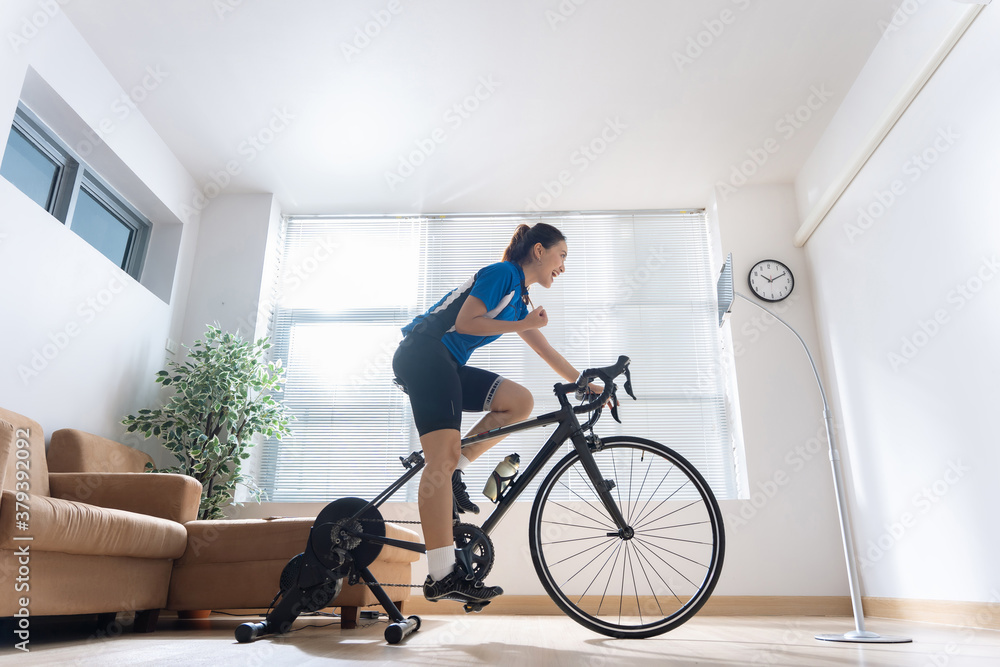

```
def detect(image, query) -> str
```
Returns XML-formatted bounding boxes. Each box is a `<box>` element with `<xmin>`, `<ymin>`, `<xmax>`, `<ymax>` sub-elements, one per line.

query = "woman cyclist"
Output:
<box><xmin>392</xmin><ymin>222</ymin><xmax>603</xmax><ymax>605</ymax></box>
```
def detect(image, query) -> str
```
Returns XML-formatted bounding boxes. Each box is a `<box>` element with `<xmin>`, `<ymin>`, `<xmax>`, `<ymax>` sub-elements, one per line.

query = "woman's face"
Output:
<box><xmin>536</xmin><ymin>240</ymin><xmax>567</xmax><ymax>288</ymax></box>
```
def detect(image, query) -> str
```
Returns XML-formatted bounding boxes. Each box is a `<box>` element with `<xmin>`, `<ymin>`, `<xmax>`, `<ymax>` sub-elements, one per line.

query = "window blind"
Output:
<box><xmin>258</xmin><ymin>211</ymin><xmax>737</xmax><ymax>503</ymax></box>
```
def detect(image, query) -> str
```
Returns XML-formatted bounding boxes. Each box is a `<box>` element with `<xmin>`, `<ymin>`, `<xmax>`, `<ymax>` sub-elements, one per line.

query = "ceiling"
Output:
<box><xmin>62</xmin><ymin>0</ymin><xmax>900</xmax><ymax>215</ymax></box>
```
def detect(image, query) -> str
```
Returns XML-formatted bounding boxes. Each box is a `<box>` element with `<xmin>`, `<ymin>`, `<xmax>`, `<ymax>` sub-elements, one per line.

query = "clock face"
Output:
<box><xmin>748</xmin><ymin>260</ymin><xmax>794</xmax><ymax>302</ymax></box>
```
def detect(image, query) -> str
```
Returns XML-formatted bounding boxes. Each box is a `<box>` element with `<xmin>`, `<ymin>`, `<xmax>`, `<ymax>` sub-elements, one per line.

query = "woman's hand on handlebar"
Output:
<box><xmin>588</xmin><ymin>383</ymin><xmax>614</xmax><ymax>408</ymax></box>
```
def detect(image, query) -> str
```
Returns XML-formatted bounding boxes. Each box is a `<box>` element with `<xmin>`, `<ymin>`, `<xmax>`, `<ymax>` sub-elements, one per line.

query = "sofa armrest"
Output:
<box><xmin>0</xmin><ymin>418</ymin><xmax>13</xmax><ymax>491</ymax></box>
<box><xmin>48</xmin><ymin>472</ymin><xmax>203</xmax><ymax>524</ymax></box>
<box><xmin>48</xmin><ymin>428</ymin><xmax>153</xmax><ymax>473</ymax></box>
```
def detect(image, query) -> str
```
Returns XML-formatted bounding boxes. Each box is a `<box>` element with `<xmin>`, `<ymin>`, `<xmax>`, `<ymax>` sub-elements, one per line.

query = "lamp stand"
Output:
<box><xmin>734</xmin><ymin>293</ymin><xmax>911</xmax><ymax>643</ymax></box>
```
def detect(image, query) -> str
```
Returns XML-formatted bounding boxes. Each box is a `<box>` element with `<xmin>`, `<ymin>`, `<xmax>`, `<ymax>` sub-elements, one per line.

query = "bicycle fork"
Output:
<box><xmin>569</xmin><ymin>431</ymin><xmax>631</xmax><ymax>536</ymax></box>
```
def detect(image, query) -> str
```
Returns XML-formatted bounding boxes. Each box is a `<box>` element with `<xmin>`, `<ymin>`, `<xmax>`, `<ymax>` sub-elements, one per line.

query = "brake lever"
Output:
<box><xmin>609</xmin><ymin>386</ymin><xmax>622</xmax><ymax>424</ymax></box>
<box><xmin>623</xmin><ymin>366</ymin><xmax>637</xmax><ymax>400</ymax></box>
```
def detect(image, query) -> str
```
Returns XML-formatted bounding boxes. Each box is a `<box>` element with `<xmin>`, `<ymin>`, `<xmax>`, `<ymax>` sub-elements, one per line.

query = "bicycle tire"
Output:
<box><xmin>528</xmin><ymin>436</ymin><xmax>725</xmax><ymax>638</ymax></box>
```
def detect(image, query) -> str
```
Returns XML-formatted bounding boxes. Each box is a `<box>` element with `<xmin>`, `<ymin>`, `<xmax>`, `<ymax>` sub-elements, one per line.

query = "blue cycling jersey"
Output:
<box><xmin>401</xmin><ymin>261</ymin><xmax>528</xmax><ymax>365</ymax></box>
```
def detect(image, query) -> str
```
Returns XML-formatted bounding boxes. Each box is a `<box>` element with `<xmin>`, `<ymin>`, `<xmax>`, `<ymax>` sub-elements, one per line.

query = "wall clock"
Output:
<box><xmin>747</xmin><ymin>259</ymin><xmax>794</xmax><ymax>302</ymax></box>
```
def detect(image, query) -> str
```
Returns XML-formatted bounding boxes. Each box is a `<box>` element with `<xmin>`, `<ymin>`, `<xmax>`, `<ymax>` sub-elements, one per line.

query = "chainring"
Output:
<box><xmin>454</xmin><ymin>522</ymin><xmax>494</xmax><ymax>582</ymax></box>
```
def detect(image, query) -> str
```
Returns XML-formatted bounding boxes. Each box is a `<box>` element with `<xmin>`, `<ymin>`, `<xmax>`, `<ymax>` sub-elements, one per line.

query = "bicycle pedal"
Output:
<box><xmin>462</xmin><ymin>600</ymin><xmax>490</xmax><ymax>614</ymax></box>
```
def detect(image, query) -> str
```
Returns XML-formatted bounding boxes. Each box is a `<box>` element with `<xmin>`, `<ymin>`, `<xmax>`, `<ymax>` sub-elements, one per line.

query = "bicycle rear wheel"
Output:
<box><xmin>529</xmin><ymin>436</ymin><xmax>725</xmax><ymax>638</ymax></box>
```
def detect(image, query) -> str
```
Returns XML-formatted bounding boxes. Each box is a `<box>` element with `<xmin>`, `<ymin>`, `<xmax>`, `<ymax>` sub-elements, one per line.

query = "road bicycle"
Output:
<box><xmin>236</xmin><ymin>355</ymin><xmax>725</xmax><ymax>644</ymax></box>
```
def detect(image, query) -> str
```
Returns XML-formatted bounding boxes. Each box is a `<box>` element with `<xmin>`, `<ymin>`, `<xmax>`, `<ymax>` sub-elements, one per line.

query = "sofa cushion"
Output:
<box><xmin>48</xmin><ymin>428</ymin><xmax>153</xmax><ymax>473</ymax></box>
<box><xmin>49</xmin><ymin>472</ymin><xmax>203</xmax><ymax>524</ymax></box>
<box><xmin>166</xmin><ymin>556</ymin><xmax>412</xmax><ymax>612</ymax></box>
<box><xmin>0</xmin><ymin>490</ymin><xmax>188</xmax><ymax>559</ymax></box>
<box><xmin>174</xmin><ymin>518</ymin><xmax>313</xmax><ymax>566</ymax></box>
<box><xmin>0</xmin><ymin>551</ymin><xmax>173</xmax><ymax>617</ymax></box>
<box><xmin>175</xmin><ymin>518</ymin><xmax>422</xmax><ymax>566</ymax></box>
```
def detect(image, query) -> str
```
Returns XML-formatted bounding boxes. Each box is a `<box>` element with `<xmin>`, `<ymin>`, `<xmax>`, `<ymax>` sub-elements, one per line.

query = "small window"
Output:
<box><xmin>1</xmin><ymin>126</ymin><xmax>62</xmax><ymax>210</ymax></box>
<box><xmin>1</xmin><ymin>104</ymin><xmax>150</xmax><ymax>280</ymax></box>
<box><xmin>71</xmin><ymin>179</ymin><xmax>148</xmax><ymax>276</ymax></box>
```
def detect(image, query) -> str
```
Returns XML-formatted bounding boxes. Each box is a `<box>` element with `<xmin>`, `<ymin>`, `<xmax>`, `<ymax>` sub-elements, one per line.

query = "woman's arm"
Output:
<box><xmin>519</xmin><ymin>328</ymin><xmax>608</xmax><ymax>400</ymax></box>
<box><xmin>454</xmin><ymin>295</ymin><xmax>548</xmax><ymax>337</ymax></box>
<box><xmin>517</xmin><ymin>328</ymin><xmax>578</xmax><ymax>382</ymax></box>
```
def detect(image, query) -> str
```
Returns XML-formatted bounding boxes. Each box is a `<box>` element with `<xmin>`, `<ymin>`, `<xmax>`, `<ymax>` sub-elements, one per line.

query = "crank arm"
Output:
<box><xmin>353</xmin><ymin>531</ymin><xmax>426</xmax><ymax>555</ymax></box>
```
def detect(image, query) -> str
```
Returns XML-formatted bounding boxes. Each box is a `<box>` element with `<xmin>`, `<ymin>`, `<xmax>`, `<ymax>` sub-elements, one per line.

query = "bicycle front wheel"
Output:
<box><xmin>528</xmin><ymin>436</ymin><xmax>725</xmax><ymax>638</ymax></box>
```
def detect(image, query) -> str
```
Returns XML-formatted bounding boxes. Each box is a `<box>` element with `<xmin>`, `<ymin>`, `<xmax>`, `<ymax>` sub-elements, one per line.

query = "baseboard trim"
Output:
<box><xmin>405</xmin><ymin>595</ymin><xmax>854</xmax><ymax>617</ymax></box>
<box><xmin>863</xmin><ymin>597</ymin><xmax>1000</xmax><ymax>631</ymax></box>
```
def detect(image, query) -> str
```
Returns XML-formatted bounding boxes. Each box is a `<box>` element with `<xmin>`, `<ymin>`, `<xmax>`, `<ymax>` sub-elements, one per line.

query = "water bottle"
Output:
<box><xmin>483</xmin><ymin>454</ymin><xmax>520</xmax><ymax>502</ymax></box>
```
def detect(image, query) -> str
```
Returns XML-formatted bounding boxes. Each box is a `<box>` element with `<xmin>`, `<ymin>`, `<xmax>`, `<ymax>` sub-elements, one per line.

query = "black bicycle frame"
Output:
<box><xmin>351</xmin><ymin>386</ymin><xmax>629</xmax><ymax>555</ymax></box>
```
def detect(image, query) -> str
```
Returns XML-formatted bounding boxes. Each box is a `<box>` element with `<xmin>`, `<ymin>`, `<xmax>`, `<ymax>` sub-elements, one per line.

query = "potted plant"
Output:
<box><xmin>123</xmin><ymin>326</ymin><xmax>292</xmax><ymax>520</ymax></box>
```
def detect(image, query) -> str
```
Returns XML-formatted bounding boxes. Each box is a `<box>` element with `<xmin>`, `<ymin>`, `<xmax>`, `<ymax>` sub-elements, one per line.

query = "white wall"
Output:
<box><xmin>181</xmin><ymin>193</ymin><xmax>281</xmax><ymax>347</ymax></box>
<box><xmin>794</xmin><ymin>1</ymin><xmax>973</xmax><ymax>221</ymax></box>
<box><xmin>181</xmin><ymin>192</ymin><xmax>282</xmax><ymax>477</ymax></box>
<box><xmin>711</xmin><ymin>184</ymin><xmax>848</xmax><ymax>596</ymax></box>
<box><xmin>0</xmin><ymin>1</ymin><xmax>200</xmax><ymax>454</ymax></box>
<box><xmin>795</xmin><ymin>3</ymin><xmax>999</xmax><ymax>603</ymax></box>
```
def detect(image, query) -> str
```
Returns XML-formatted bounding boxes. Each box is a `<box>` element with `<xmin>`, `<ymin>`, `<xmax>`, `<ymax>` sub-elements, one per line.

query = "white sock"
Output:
<box><xmin>456</xmin><ymin>455</ymin><xmax>472</xmax><ymax>472</ymax></box>
<box><xmin>427</xmin><ymin>545</ymin><xmax>456</xmax><ymax>581</ymax></box>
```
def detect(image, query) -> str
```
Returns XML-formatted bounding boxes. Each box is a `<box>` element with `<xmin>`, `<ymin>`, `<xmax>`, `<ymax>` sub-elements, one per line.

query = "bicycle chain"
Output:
<box><xmin>359</xmin><ymin>517</ymin><xmax>424</xmax><ymax>525</ymax></box>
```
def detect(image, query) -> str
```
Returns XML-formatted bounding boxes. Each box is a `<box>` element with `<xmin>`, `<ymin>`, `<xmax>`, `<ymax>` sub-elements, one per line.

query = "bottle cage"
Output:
<box><xmin>487</xmin><ymin>468</ymin><xmax>518</xmax><ymax>503</ymax></box>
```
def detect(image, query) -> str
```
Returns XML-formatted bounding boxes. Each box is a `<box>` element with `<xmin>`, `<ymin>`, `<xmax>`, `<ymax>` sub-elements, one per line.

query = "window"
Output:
<box><xmin>259</xmin><ymin>211</ymin><xmax>738</xmax><ymax>502</ymax></box>
<box><xmin>1</xmin><ymin>124</ymin><xmax>62</xmax><ymax>209</ymax></box>
<box><xmin>70</xmin><ymin>177</ymin><xmax>148</xmax><ymax>276</ymax></box>
<box><xmin>1</xmin><ymin>104</ymin><xmax>149</xmax><ymax>279</ymax></box>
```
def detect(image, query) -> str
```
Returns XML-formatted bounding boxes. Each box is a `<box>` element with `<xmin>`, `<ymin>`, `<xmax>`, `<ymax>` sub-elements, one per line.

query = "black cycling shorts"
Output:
<box><xmin>391</xmin><ymin>332</ymin><xmax>504</xmax><ymax>436</ymax></box>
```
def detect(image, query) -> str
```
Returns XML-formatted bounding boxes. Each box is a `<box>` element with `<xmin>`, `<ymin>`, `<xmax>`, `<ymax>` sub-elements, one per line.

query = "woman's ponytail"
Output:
<box><xmin>501</xmin><ymin>224</ymin><xmax>532</xmax><ymax>263</ymax></box>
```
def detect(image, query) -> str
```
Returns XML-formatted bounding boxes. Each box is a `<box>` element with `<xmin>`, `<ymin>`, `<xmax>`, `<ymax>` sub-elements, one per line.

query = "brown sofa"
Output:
<box><xmin>10</xmin><ymin>420</ymin><xmax>422</xmax><ymax>630</ymax></box>
<box><xmin>0</xmin><ymin>408</ymin><xmax>202</xmax><ymax>631</ymax></box>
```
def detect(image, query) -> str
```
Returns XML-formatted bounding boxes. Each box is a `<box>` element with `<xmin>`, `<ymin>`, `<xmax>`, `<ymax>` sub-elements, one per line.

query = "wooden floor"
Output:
<box><xmin>5</xmin><ymin>612</ymin><xmax>1000</xmax><ymax>666</ymax></box>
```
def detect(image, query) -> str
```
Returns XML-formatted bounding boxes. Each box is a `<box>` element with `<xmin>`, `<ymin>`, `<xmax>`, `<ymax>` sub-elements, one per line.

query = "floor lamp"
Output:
<box><xmin>718</xmin><ymin>255</ymin><xmax>910</xmax><ymax>643</ymax></box>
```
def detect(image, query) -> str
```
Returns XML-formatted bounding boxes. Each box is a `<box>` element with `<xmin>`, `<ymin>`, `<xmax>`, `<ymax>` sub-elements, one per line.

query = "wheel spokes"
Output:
<box><xmin>532</xmin><ymin>441</ymin><xmax>722</xmax><ymax>636</ymax></box>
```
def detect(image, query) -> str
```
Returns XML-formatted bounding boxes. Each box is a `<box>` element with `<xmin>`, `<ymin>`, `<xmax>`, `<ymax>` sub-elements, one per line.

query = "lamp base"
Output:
<box><xmin>815</xmin><ymin>631</ymin><xmax>912</xmax><ymax>643</ymax></box>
